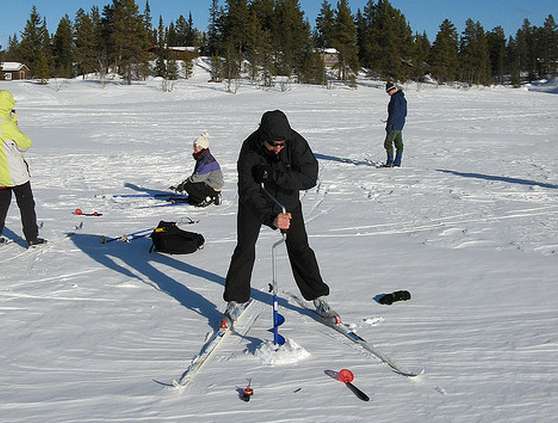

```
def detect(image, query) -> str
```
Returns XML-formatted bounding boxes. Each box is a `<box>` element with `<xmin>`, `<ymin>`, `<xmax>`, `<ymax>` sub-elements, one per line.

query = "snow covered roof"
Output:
<box><xmin>166</xmin><ymin>46</ymin><xmax>198</xmax><ymax>53</ymax></box>
<box><xmin>1</xmin><ymin>62</ymin><xmax>28</xmax><ymax>72</ymax></box>
<box><xmin>319</xmin><ymin>48</ymin><xmax>339</xmax><ymax>54</ymax></box>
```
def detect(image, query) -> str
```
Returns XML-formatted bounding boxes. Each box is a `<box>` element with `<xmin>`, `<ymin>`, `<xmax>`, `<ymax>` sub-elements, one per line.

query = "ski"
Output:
<box><xmin>284</xmin><ymin>292</ymin><xmax>423</xmax><ymax>378</ymax></box>
<box><xmin>171</xmin><ymin>300</ymin><xmax>254</xmax><ymax>388</ymax></box>
<box><xmin>98</xmin><ymin>193</ymin><xmax>188</xmax><ymax>201</ymax></box>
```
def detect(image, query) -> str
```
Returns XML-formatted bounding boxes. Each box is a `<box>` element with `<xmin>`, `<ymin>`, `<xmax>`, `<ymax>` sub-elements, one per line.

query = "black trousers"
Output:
<box><xmin>183</xmin><ymin>181</ymin><xmax>219</xmax><ymax>204</ymax></box>
<box><xmin>0</xmin><ymin>181</ymin><xmax>39</xmax><ymax>242</ymax></box>
<box><xmin>224</xmin><ymin>202</ymin><xmax>329</xmax><ymax>303</ymax></box>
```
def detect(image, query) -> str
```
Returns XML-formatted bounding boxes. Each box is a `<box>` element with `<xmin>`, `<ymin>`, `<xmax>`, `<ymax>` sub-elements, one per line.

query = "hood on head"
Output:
<box><xmin>259</xmin><ymin>110</ymin><xmax>291</xmax><ymax>144</ymax></box>
<box><xmin>0</xmin><ymin>90</ymin><xmax>16</xmax><ymax>116</ymax></box>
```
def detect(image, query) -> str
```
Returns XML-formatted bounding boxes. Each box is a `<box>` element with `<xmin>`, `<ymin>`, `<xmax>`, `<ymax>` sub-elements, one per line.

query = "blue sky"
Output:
<box><xmin>1</xmin><ymin>0</ymin><xmax>556</xmax><ymax>51</ymax></box>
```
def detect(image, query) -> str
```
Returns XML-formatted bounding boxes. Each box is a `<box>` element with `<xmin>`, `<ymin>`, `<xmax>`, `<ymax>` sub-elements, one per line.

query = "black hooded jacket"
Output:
<box><xmin>237</xmin><ymin>110</ymin><xmax>318</xmax><ymax>228</ymax></box>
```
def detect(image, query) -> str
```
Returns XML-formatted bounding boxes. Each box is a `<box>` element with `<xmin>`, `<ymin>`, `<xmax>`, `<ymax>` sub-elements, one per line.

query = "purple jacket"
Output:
<box><xmin>187</xmin><ymin>148</ymin><xmax>224</xmax><ymax>191</ymax></box>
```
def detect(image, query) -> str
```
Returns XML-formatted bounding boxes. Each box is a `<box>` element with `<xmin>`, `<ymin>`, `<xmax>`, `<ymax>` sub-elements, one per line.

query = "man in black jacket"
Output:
<box><xmin>223</xmin><ymin>110</ymin><xmax>335</xmax><ymax>322</ymax></box>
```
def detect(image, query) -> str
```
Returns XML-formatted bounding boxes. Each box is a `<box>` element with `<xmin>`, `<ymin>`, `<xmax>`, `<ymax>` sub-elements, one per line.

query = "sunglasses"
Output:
<box><xmin>266</xmin><ymin>139</ymin><xmax>286</xmax><ymax>147</ymax></box>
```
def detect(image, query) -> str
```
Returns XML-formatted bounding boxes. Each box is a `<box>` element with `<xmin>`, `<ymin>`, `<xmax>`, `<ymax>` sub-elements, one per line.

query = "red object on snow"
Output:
<box><xmin>335</xmin><ymin>368</ymin><xmax>369</xmax><ymax>401</ymax></box>
<box><xmin>241</xmin><ymin>379</ymin><xmax>254</xmax><ymax>402</ymax></box>
<box><xmin>72</xmin><ymin>208</ymin><xmax>103</xmax><ymax>217</ymax></box>
<box><xmin>337</xmin><ymin>368</ymin><xmax>355</xmax><ymax>383</ymax></box>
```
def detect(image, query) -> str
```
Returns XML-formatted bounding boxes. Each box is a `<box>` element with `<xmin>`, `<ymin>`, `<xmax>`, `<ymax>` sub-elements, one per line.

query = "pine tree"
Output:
<box><xmin>250</xmin><ymin>0</ymin><xmax>275</xmax><ymax>30</ymax></box>
<box><xmin>487</xmin><ymin>26</ymin><xmax>506</xmax><ymax>84</ymax></box>
<box><xmin>223</xmin><ymin>0</ymin><xmax>249</xmax><ymax>54</ymax></box>
<box><xmin>154</xmin><ymin>16</ymin><xmax>167</xmax><ymax>77</ymax></box>
<box><xmin>166</xmin><ymin>58</ymin><xmax>179</xmax><ymax>79</ymax></box>
<box><xmin>222</xmin><ymin>40</ymin><xmax>242</xmax><ymax>91</ymax></box>
<box><xmin>429</xmin><ymin>19</ymin><xmax>459</xmax><ymax>84</ymax></box>
<box><xmin>19</xmin><ymin>6</ymin><xmax>44</xmax><ymax>77</ymax></box>
<box><xmin>143</xmin><ymin>0</ymin><xmax>156</xmax><ymax>46</ymax></box>
<box><xmin>35</xmin><ymin>50</ymin><xmax>50</xmax><ymax>83</ymax></box>
<box><xmin>175</xmin><ymin>15</ymin><xmax>189</xmax><ymax>46</ymax></box>
<box><xmin>166</xmin><ymin>22</ymin><xmax>178</xmax><ymax>46</ymax></box>
<box><xmin>6</xmin><ymin>34</ymin><xmax>21</xmax><ymax>62</ymax></box>
<box><xmin>459</xmin><ymin>19</ymin><xmax>491</xmax><ymax>85</ymax></box>
<box><xmin>271</xmin><ymin>0</ymin><xmax>311</xmax><ymax>77</ymax></box>
<box><xmin>52</xmin><ymin>15</ymin><xmax>74</xmax><ymax>78</ymax></box>
<box><xmin>362</xmin><ymin>0</ymin><xmax>413</xmax><ymax>81</ymax></box>
<box><xmin>221</xmin><ymin>0</ymin><xmax>249</xmax><ymax>81</ymax></box>
<box><xmin>209</xmin><ymin>54</ymin><xmax>223</xmax><ymax>82</ymax></box>
<box><xmin>186</xmin><ymin>13</ymin><xmax>196</xmax><ymax>46</ymax></box>
<box><xmin>74</xmin><ymin>9</ymin><xmax>97</xmax><ymax>78</ymax></box>
<box><xmin>356</xmin><ymin>0</ymin><xmax>375</xmax><ymax>70</ymax></box>
<box><xmin>92</xmin><ymin>6</ymin><xmax>110</xmax><ymax>79</ymax></box>
<box><xmin>39</xmin><ymin>17</ymin><xmax>53</xmax><ymax>81</ymax></box>
<box><xmin>539</xmin><ymin>15</ymin><xmax>558</xmax><ymax>77</ymax></box>
<box><xmin>207</xmin><ymin>0</ymin><xmax>223</xmax><ymax>56</ymax></box>
<box><xmin>245</xmin><ymin>10</ymin><xmax>274</xmax><ymax>83</ymax></box>
<box><xmin>507</xmin><ymin>36</ymin><xmax>521</xmax><ymax>87</ymax></box>
<box><xmin>332</xmin><ymin>0</ymin><xmax>359</xmax><ymax>83</ymax></box>
<box><xmin>182</xmin><ymin>56</ymin><xmax>193</xmax><ymax>79</ymax></box>
<box><xmin>314</xmin><ymin>0</ymin><xmax>336</xmax><ymax>49</ymax></box>
<box><xmin>108</xmin><ymin>0</ymin><xmax>149</xmax><ymax>84</ymax></box>
<box><xmin>516</xmin><ymin>19</ymin><xmax>537</xmax><ymax>81</ymax></box>
<box><xmin>411</xmin><ymin>32</ymin><xmax>430</xmax><ymax>81</ymax></box>
<box><xmin>295</xmin><ymin>19</ymin><xmax>322</xmax><ymax>85</ymax></box>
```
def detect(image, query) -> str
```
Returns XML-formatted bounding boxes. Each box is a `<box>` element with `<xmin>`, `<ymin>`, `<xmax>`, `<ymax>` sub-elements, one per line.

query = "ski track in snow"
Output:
<box><xmin>2</xmin><ymin>73</ymin><xmax>558</xmax><ymax>423</ymax></box>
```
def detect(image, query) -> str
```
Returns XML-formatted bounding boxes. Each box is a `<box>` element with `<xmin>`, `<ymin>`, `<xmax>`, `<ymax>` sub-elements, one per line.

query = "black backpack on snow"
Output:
<box><xmin>149</xmin><ymin>221</ymin><xmax>205</xmax><ymax>254</ymax></box>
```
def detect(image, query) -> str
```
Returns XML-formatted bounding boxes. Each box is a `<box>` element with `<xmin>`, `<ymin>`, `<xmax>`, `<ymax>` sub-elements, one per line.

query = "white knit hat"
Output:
<box><xmin>193</xmin><ymin>131</ymin><xmax>209</xmax><ymax>149</ymax></box>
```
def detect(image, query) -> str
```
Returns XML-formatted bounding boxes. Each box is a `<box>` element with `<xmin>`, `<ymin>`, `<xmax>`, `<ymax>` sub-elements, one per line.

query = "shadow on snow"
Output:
<box><xmin>69</xmin><ymin>233</ymin><xmax>309</xmax><ymax>333</ymax></box>
<box><xmin>315</xmin><ymin>152</ymin><xmax>376</xmax><ymax>167</ymax></box>
<box><xmin>436</xmin><ymin>169</ymin><xmax>558</xmax><ymax>190</ymax></box>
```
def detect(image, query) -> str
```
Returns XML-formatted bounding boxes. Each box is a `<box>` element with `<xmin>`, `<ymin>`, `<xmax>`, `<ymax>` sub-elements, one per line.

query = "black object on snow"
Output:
<box><xmin>378</xmin><ymin>290</ymin><xmax>411</xmax><ymax>305</ymax></box>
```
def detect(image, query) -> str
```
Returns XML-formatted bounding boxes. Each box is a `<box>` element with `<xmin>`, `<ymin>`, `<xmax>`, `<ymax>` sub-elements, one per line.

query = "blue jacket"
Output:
<box><xmin>386</xmin><ymin>90</ymin><xmax>407</xmax><ymax>132</ymax></box>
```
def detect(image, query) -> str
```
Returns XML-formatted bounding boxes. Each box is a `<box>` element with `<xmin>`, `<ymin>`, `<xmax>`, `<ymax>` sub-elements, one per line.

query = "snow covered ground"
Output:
<box><xmin>1</xmin><ymin>64</ymin><xmax>558</xmax><ymax>423</ymax></box>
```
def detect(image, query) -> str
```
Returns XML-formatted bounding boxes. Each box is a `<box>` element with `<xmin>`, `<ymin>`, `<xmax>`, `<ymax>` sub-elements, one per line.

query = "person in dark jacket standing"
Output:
<box><xmin>383</xmin><ymin>82</ymin><xmax>407</xmax><ymax>167</ymax></box>
<box><xmin>223</xmin><ymin>110</ymin><xmax>336</xmax><ymax>322</ymax></box>
<box><xmin>171</xmin><ymin>131</ymin><xmax>224</xmax><ymax>207</ymax></box>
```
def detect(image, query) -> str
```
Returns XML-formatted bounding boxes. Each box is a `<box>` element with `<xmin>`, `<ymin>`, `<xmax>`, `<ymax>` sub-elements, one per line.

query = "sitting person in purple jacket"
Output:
<box><xmin>171</xmin><ymin>131</ymin><xmax>224</xmax><ymax>207</ymax></box>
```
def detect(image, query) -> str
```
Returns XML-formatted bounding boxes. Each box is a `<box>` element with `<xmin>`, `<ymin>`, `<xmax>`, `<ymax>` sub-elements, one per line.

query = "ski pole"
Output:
<box><xmin>101</xmin><ymin>227</ymin><xmax>153</xmax><ymax>244</ymax></box>
<box><xmin>262</xmin><ymin>185</ymin><xmax>287</xmax><ymax>346</ymax></box>
<box><xmin>100</xmin><ymin>218</ymin><xmax>198</xmax><ymax>244</ymax></box>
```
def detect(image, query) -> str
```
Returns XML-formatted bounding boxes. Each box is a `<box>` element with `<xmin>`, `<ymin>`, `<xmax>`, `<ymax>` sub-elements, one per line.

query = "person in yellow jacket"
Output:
<box><xmin>0</xmin><ymin>90</ymin><xmax>46</xmax><ymax>247</ymax></box>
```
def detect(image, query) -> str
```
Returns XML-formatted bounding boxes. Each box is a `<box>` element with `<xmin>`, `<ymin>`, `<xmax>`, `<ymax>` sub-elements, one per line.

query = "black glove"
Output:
<box><xmin>378</xmin><ymin>290</ymin><xmax>411</xmax><ymax>305</ymax></box>
<box><xmin>173</xmin><ymin>181</ymin><xmax>187</xmax><ymax>192</ymax></box>
<box><xmin>253</xmin><ymin>164</ymin><xmax>272</xmax><ymax>183</ymax></box>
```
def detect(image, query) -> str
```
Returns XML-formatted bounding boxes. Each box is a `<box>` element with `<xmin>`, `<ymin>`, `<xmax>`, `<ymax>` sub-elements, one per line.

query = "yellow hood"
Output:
<box><xmin>0</xmin><ymin>90</ymin><xmax>16</xmax><ymax>117</ymax></box>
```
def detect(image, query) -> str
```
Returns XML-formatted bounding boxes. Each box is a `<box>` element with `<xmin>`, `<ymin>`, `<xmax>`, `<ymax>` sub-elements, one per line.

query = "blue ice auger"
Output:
<box><xmin>263</xmin><ymin>185</ymin><xmax>287</xmax><ymax>346</ymax></box>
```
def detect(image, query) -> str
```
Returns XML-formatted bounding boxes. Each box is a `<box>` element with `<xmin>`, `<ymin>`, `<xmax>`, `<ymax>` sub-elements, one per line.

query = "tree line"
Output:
<box><xmin>1</xmin><ymin>0</ymin><xmax>556</xmax><ymax>87</ymax></box>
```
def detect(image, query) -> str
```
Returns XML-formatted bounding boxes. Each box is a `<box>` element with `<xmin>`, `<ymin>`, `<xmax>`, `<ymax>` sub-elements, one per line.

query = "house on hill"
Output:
<box><xmin>317</xmin><ymin>48</ymin><xmax>339</xmax><ymax>68</ymax></box>
<box><xmin>1</xmin><ymin>62</ymin><xmax>31</xmax><ymax>81</ymax></box>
